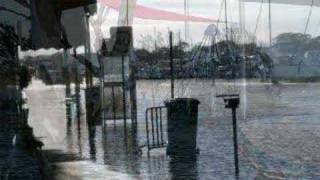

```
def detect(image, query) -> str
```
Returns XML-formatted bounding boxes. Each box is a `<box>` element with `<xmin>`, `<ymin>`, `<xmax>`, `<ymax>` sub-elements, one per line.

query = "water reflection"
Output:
<box><xmin>64</xmin><ymin>74</ymin><xmax>83</xmax><ymax>158</ymax></box>
<box><xmin>145</xmin><ymin>154</ymin><xmax>169</xmax><ymax>180</ymax></box>
<box><xmin>169</xmin><ymin>156</ymin><xmax>198</xmax><ymax>180</ymax></box>
<box><xmin>65</xmin><ymin>81</ymin><xmax>73</xmax><ymax>152</ymax></box>
<box><xmin>85</xmin><ymin>88</ymin><xmax>98</xmax><ymax>161</ymax></box>
<box><xmin>102</xmin><ymin>123</ymin><xmax>140</xmax><ymax>175</ymax></box>
<box><xmin>62</xmin><ymin>79</ymin><xmax>201</xmax><ymax>179</ymax></box>
<box><xmin>87</xmin><ymin>121</ymin><xmax>96</xmax><ymax>161</ymax></box>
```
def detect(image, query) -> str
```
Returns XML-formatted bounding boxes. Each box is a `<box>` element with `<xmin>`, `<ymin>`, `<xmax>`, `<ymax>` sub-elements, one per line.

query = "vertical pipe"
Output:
<box><xmin>232</xmin><ymin>108</ymin><xmax>239</xmax><ymax>178</ymax></box>
<box><xmin>169</xmin><ymin>32</ymin><xmax>174</xmax><ymax>99</ymax></box>
<box><xmin>146</xmin><ymin>109</ymin><xmax>150</xmax><ymax>150</ymax></box>
<box><xmin>122</xmin><ymin>56</ymin><xmax>127</xmax><ymax>129</ymax></box>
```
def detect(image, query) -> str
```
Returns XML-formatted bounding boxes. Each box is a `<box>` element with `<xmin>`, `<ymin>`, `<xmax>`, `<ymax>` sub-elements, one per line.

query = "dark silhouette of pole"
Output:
<box><xmin>224</xmin><ymin>0</ymin><xmax>229</xmax><ymax>42</ymax></box>
<box><xmin>111</xmin><ymin>85</ymin><xmax>116</xmax><ymax>125</ymax></box>
<box><xmin>216</xmin><ymin>94</ymin><xmax>240</xmax><ymax>178</ymax></box>
<box><xmin>169</xmin><ymin>31</ymin><xmax>174</xmax><ymax>99</ymax></box>
<box><xmin>232</xmin><ymin>105</ymin><xmax>239</xmax><ymax>178</ymax></box>
<box><xmin>122</xmin><ymin>55</ymin><xmax>127</xmax><ymax>129</ymax></box>
<box><xmin>268</xmin><ymin>0</ymin><xmax>272</xmax><ymax>47</ymax></box>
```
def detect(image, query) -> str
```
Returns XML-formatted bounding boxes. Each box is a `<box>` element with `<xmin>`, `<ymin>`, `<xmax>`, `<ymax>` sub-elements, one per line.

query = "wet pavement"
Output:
<box><xmin>25</xmin><ymin>79</ymin><xmax>320</xmax><ymax>179</ymax></box>
<box><xmin>0</xmin><ymin>128</ymin><xmax>43</xmax><ymax>180</ymax></box>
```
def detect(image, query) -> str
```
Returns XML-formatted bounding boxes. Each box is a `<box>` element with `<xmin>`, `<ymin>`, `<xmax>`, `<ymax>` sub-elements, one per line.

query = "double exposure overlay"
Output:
<box><xmin>1</xmin><ymin>0</ymin><xmax>320</xmax><ymax>179</ymax></box>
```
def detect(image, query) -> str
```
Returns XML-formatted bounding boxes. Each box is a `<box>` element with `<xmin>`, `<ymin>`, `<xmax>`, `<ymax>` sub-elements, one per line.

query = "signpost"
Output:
<box><xmin>216</xmin><ymin>94</ymin><xmax>240</xmax><ymax>179</ymax></box>
<box><xmin>109</xmin><ymin>26</ymin><xmax>133</xmax><ymax>55</ymax></box>
<box><xmin>99</xmin><ymin>26</ymin><xmax>135</xmax><ymax>128</ymax></box>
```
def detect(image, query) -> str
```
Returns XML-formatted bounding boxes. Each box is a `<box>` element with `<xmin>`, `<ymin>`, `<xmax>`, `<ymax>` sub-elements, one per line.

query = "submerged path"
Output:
<box><xmin>25</xmin><ymin>79</ymin><xmax>320</xmax><ymax>179</ymax></box>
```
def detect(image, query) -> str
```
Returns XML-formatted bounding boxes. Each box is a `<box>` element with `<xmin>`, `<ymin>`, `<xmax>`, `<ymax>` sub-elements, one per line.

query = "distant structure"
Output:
<box><xmin>184</xmin><ymin>0</ymin><xmax>190</xmax><ymax>42</ymax></box>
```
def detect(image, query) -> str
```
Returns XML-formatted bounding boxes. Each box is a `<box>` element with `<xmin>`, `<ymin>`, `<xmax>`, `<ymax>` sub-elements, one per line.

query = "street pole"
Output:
<box><xmin>216</xmin><ymin>94</ymin><xmax>240</xmax><ymax>179</ymax></box>
<box><xmin>98</xmin><ymin>54</ymin><xmax>105</xmax><ymax>128</ymax></box>
<box><xmin>16</xmin><ymin>21</ymin><xmax>22</xmax><ymax>114</ymax></box>
<box><xmin>232</xmin><ymin>106</ymin><xmax>239</xmax><ymax>178</ymax></box>
<box><xmin>169</xmin><ymin>31</ymin><xmax>174</xmax><ymax>99</ymax></box>
<box><xmin>268</xmin><ymin>0</ymin><xmax>272</xmax><ymax>47</ymax></box>
<box><xmin>122</xmin><ymin>55</ymin><xmax>127</xmax><ymax>129</ymax></box>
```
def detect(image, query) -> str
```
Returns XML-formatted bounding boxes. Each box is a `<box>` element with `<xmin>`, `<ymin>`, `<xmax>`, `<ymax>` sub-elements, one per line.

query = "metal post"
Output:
<box><xmin>111</xmin><ymin>85</ymin><xmax>116</xmax><ymax>124</ymax></box>
<box><xmin>216</xmin><ymin>95</ymin><xmax>240</xmax><ymax>179</ymax></box>
<box><xmin>184</xmin><ymin>0</ymin><xmax>189</xmax><ymax>42</ymax></box>
<box><xmin>122</xmin><ymin>55</ymin><xmax>127</xmax><ymax>128</ymax></box>
<box><xmin>268</xmin><ymin>0</ymin><xmax>272</xmax><ymax>47</ymax></box>
<box><xmin>129</xmin><ymin>53</ymin><xmax>138</xmax><ymax>125</ymax></box>
<box><xmin>159</xmin><ymin>108</ymin><xmax>164</xmax><ymax>145</ymax></box>
<box><xmin>224</xmin><ymin>0</ymin><xmax>229</xmax><ymax>42</ymax></box>
<box><xmin>155</xmin><ymin>108</ymin><xmax>160</xmax><ymax>145</ymax></box>
<box><xmin>151</xmin><ymin>108</ymin><xmax>155</xmax><ymax>145</ymax></box>
<box><xmin>99</xmin><ymin>55</ymin><xmax>105</xmax><ymax>127</ymax></box>
<box><xmin>75</xmin><ymin>67</ymin><xmax>81</xmax><ymax>118</ymax></box>
<box><xmin>16</xmin><ymin>21</ymin><xmax>22</xmax><ymax>115</ymax></box>
<box><xmin>145</xmin><ymin>110</ymin><xmax>150</xmax><ymax>150</ymax></box>
<box><xmin>232</xmin><ymin>107</ymin><xmax>239</xmax><ymax>178</ymax></box>
<box><xmin>169</xmin><ymin>32</ymin><xmax>174</xmax><ymax>99</ymax></box>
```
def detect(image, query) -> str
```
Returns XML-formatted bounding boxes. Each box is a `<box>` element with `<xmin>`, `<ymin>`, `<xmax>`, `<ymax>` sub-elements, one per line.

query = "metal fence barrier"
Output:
<box><xmin>145</xmin><ymin>106</ymin><xmax>167</xmax><ymax>151</ymax></box>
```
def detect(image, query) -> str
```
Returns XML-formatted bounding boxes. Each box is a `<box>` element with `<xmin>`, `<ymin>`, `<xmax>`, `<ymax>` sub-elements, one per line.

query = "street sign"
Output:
<box><xmin>60</xmin><ymin>0</ymin><xmax>97</xmax><ymax>10</ymax></box>
<box><xmin>109</xmin><ymin>26</ymin><xmax>133</xmax><ymax>55</ymax></box>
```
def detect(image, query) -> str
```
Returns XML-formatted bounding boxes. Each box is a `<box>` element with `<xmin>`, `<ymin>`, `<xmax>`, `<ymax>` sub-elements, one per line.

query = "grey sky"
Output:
<box><xmin>1</xmin><ymin>0</ymin><xmax>320</xmax><ymax>51</ymax></box>
<box><xmin>87</xmin><ymin>0</ymin><xmax>319</xmax><ymax>49</ymax></box>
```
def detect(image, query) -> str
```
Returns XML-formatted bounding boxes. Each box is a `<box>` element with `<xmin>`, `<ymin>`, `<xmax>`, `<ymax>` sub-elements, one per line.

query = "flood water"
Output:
<box><xmin>25</xmin><ymin>79</ymin><xmax>320</xmax><ymax>179</ymax></box>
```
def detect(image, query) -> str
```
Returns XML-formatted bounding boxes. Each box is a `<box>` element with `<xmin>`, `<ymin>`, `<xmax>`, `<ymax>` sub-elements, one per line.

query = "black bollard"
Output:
<box><xmin>165</xmin><ymin>98</ymin><xmax>200</xmax><ymax>157</ymax></box>
<box><xmin>216</xmin><ymin>94</ymin><xmax>240</xmax><ymax>179</ymax></box>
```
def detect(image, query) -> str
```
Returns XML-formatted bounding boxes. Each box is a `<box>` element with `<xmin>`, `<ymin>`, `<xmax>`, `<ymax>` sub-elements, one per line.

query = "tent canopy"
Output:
<box><xmin>98</xmin><ymin>0</ymin><xmax>215</xmax><ymax>22</ymax></box>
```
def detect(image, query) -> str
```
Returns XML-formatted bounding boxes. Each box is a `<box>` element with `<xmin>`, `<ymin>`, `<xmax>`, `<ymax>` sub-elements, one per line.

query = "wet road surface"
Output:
<box><xmin>25</xmin><ymin>79</ymin><xmax>320</xmax><ymax>179</ymax></box>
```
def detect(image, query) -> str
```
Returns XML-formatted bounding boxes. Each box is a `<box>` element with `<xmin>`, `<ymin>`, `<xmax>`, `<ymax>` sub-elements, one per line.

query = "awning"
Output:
<box><xmin>30</xmin><ymin>0</ymin><xmax>96</xmax><ymax>50</ymax></box>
